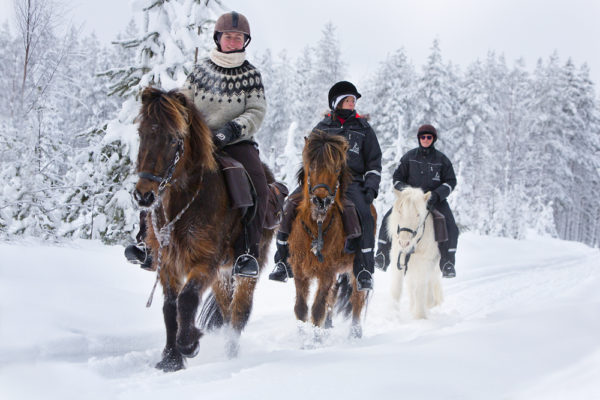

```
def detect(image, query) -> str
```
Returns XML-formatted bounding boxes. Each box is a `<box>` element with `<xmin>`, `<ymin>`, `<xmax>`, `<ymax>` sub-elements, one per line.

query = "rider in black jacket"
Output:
<box><xmin>269</xmin><ymin>81</ymin><xmax>382</xmax><ymax>291</ymax></box>
<box><xmin>375</xmin><ymin>124</ymin><xmax>459</xmax><ymax>278</ymax></box>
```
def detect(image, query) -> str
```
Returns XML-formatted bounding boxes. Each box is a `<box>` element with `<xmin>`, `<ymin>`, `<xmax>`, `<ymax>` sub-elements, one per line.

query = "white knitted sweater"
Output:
<box><xmin>183</xmin><ymin>49</ymin><xmax>267</xmax><ymax>144</ymax></box>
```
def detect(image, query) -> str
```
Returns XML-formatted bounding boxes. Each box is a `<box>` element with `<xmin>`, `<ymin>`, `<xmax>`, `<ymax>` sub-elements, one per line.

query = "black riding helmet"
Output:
<box><xmin>213</xmin><ymin>11</ymin><xmax>251</xmax><ymax>52</ymax></box>
<box><xmin>328</xmin><ymin>81</ymin><xmax>361</xmax><ymax>110</ymax></box>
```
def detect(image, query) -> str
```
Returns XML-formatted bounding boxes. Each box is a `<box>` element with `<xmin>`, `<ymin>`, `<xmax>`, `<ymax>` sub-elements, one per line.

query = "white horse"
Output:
<box><xmin>387</xmin><ymin>187</ymin><xmax>443</xmax><ymax>319</ymax></box>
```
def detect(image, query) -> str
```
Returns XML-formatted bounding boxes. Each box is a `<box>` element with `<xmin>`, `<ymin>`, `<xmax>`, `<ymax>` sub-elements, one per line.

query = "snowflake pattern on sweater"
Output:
<box><xmin>185</xmin><ymin>57</ymin><xmax>266</xmax><ymax>142</ymax></box>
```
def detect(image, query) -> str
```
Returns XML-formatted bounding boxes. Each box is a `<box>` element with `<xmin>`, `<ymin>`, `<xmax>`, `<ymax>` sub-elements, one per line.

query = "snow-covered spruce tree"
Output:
<box><xmin>413</xmin><ymin>39</ymin><xmax>460</xmax><ymax>160</ymax></box>
<box><xmin>362</xmin><ymin>48</ymin><xmax>418</xmax><ymax>214</ymax></box>
<box><xmin>73</xmin><ymin>0</ymin><xmax>223</xmax><ymax>244</ymax></box>
<box><xmin>0</xmin><ymin>0</ymin><xmax>79</xmax><ymax>240</ymax></box>
<box><xmin>309</xmin><ymin>22</ymin><xmax>346</xmax><ymax>123</ymax></box>
<box><xmin>452</xmin><ymin>57</ymin><xmax>499</xmax><ymax>235</ymax></box>
<box><xmin>550</xmin><ymin>60</ymin><xmax>600</xmax><ymax>245</ymax></box>
<box><xmin>254</xmin><ymin>48</ymin><xmax>294</xmax><ymax>165</ymax></box>
<box><xmin>291</xmin><ymin>45</ymin><xmax>320</xmax><ymax>134</ymax></box>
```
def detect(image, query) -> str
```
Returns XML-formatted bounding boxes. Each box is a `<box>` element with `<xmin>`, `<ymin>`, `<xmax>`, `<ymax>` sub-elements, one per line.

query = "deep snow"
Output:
<box><xmin>1</xmin><ymin>233</ymin><xmax>599</xmax><ymax>400</ymax></box>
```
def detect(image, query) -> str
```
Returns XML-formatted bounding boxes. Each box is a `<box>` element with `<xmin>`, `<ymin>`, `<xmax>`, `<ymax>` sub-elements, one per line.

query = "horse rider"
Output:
<box><xmin>375</xmin><ymin>124</ymin><xmax>459</xmax><ymax>278</ymax></box>
<box><xmin>125</xmin><ymin>11</ymin><xmax>268</xmax><ymax>277</ymax></box>
<box><xmin>269</xmin><ymin>81</ymin><xmax>382</xmax><ymax>291</ymax></box>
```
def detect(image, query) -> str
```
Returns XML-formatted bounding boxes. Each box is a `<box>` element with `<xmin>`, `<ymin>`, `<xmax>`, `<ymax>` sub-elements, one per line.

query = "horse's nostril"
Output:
<box><xmin>134</xmin><ymin>189</ymin><xmax>155</xmax><ymax>207</ymax></box>
<box><xmin>143</xmin><ymin>191</ymin><xmax>155</xmax><ymax>205</ymax></box>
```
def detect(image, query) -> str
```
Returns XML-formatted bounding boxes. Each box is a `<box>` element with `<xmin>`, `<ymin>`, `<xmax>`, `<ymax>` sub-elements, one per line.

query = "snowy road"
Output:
<box><xmin>1</xmin><ymin>233</ymin><xmax>599</xmax><ymax>399</ymax></box>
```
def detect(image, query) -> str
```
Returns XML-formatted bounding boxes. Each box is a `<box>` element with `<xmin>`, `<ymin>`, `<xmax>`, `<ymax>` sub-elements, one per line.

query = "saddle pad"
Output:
<box><xmin>432</xmin><ymin>209</ymin><xmax>448</xmax><ymax>242</ymax></box>
<box><xmin>216</xmin><ymin>155</ymin><xmax>254</xmax><ymax>209</ymax></box>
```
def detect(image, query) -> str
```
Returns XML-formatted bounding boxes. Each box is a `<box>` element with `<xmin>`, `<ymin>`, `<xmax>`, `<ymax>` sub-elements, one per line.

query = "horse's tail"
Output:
<box><xmin>198</xmin><ymin>291</ymin><xmax>224</xmax><ymax>331</ymax></box>
<box><xmin>333</xmin><ymin>273</ymin><xmax>353</xmax><ymax>319</ymax></box>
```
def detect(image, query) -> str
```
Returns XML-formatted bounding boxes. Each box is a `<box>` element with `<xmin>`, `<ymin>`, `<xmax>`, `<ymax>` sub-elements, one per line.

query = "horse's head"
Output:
<box><xmin>389</xmin><ymin>187</ymin><xmax>431</xmax><ymax>253</ymax></box>
<box><xmin>301</xmin><ymin>130</ymin><xmax>349</xmax><ymax>222</ymax></box>
<box><xmin>134</xmin><ymin>87</ymin><xmax>216</xmax><ymax>208</ymax></box>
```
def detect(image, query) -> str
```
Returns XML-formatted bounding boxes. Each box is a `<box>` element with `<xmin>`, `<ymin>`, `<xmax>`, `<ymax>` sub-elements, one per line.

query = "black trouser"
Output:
<box><xmin>345</xmin><ymin>182</ymin><xmax>376</xmax><ymax>276</ymax></box>
<box><xmin>378</xmin><ymin>200</ymin><xmax>459</xmax><ymax>267</ymax></box>
<box><xmin>223</xmin><ymin>142</ymin><xmax>268</xmax><ymax>258</ymax></box>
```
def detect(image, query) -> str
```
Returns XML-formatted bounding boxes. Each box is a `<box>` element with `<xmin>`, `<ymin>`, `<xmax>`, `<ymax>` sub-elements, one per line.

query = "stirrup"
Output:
<box><xmin>269</xmin><ymin>261</ymin><xmax>293</xmax><ymax>282</ymax></box>
<box><xmin>356</xmin><ymin>269</ymin><xmax>373</xmax><ymax>292</ymax></box>
<box><xmin>233</xmin><ymin>253</ymin><xmax>259</xmax><ymax>278</ymax></box>
<box><xmin>374</xmin><ymin>252</ymin><xmax>388</xmax><ymax>271</ymax></box>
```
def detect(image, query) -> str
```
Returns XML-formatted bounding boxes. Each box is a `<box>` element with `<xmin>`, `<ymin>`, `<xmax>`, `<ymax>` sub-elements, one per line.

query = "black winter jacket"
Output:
<box><xmin>313</xmin><ymin>111</ymin><xmax>382</xmax><ymax>196</ymax></box>
<box><xmin>393</xmin><ymin>146</ymin><xmax>456</xmax><ymax>203</ymax></box>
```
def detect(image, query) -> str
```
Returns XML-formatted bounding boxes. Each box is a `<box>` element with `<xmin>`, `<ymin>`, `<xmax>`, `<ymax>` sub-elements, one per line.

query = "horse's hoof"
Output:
<box><xmin>155</xmin><ymin>350</ymin><xmax>185</xmax><ymax>372</ymax></box>
<box><xmin>349</xmin><ymin>324</ymin><xmax>362</xmax><ymax>339</ymax></box>
<box><xmin>225</xmin><ymin>339</ymin><xmax>240</xmax><ymax>359</ymax></box>
<box><xmin>176</xmin><ymin>339</ymin><xmax>200</xmax><ymax>358</ymax></box>
<box><xmin>176</xmin><ymin>327</ymin><xmax>202</xmax><ymax>358</ymax></box>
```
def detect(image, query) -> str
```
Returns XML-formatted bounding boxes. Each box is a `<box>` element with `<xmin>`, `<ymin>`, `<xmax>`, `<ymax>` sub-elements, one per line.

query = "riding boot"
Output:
<box><xmin>375</xmin><ymin>239</ymin><xmax>391</xmax><ymax>271</ymax></box>
<box><xmin>269</xmin><ymin>232</ymin><xmax>293</xmax><ymax>282</ymax></box>
<box><xmin>375</xmin><ymin>208</ymin><xmax>392</xmax><ymax>271</ymax></box>
<box><xmin>124</xmin><ymin>243</ymin><xmax>154</xmax><ymax>271</ymax></box>
<box><xmin>440</xmin><ymin>252</ymin><xmax>456</xmax><ymax>278</ymax></box>
<box><xmin>124</xmin><ymin>211</ymin><xmax>153</xmax><ymax>271</ymax></box>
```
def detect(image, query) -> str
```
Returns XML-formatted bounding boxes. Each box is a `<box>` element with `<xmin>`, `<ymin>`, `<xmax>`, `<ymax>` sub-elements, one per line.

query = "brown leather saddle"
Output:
<box><xmin>216</xmin><ymin>155</ymin><xmax>288</xmax><ymax>229</ymax></box>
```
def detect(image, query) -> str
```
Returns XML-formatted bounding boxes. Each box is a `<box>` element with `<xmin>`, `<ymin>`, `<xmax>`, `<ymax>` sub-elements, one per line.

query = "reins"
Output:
<box><xmin>302</xmin><ymin>214</ymin><xmax>335</xmax><ymax>263</ymax></box>
<box><xmin>145</xmin><ymin>180</ymin><xmax>202</xmax><ymax>307</ymax></box>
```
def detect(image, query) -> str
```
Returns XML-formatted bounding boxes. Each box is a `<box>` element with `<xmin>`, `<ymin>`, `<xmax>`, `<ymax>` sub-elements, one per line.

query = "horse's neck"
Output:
<box><xmin>417</xmin><ymin>214</ymin><xmax>437</xmax><ymax>253</ymax></box>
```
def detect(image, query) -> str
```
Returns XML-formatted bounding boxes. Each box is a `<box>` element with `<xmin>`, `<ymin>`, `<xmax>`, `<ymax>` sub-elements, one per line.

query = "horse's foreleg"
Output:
<box><xmin>156</xmin><ymin>287</ymin><xmax>185</xmax><ymax>372</ymax></box>
<box><xmin>293</xmin><ymin>273</ymin><xmax>310</xmax><ymax>322</ymax></box>
<box><xmin>311</xmin><ymin>276</ymin><xmax>334</xmax><ymax>327</ymax></box>
<box><xmin>176</xmin><ymin>273</ymin><xmax>208</xmax><ymax>358</ymax></box>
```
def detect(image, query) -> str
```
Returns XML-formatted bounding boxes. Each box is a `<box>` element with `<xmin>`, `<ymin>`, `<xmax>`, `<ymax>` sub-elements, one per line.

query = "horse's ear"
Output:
<box><xmin>172</xmin><ymin>90</ymin><xmax>189</xmax><ymax>107</ymax></box>
<box><xmin>141</xmin><ymin>86</ymin><xmax>158</xmax><ymax>105</ymax></box>
<box><xmin>424</xmin><ymin>191</ymin><xmax>432</xmax><ymax>202</ymax></box>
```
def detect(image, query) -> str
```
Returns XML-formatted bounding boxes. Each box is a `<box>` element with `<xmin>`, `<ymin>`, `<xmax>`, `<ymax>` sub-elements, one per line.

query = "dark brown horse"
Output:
<box><xmin>134</xmin><ymin>87</ymin><xmax>275</xmax><ymax>371</ymax></box>
<box><xmin>288</xmin><ymin>131</ymin><xmax>372</xmax><ymax>338</ymax></box>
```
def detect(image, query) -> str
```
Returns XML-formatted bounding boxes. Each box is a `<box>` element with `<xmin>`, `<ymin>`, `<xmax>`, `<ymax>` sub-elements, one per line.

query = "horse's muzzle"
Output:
<box><xmin>134</xmin><ymin>188</ymin><xmax>156</xmax><ymax>207</ymax></box>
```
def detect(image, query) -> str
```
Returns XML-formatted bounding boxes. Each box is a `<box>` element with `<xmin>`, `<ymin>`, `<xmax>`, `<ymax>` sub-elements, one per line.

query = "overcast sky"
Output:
<box><xmin>1</xmin><ymin>0</ymin><xmax>599</xmax><ymax>88</ymax></box>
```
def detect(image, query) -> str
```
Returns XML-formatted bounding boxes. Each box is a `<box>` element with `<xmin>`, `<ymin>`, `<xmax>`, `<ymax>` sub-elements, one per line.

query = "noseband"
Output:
<box><xmin>307</xmin><ymin>170</ymin><xmax>340</xmax><ymax>214</ymax></box>
<box><xmin>396</xmin><ymin>210</ymin><xmax>430</xmax><ymax>270</ymax></box>
<box><xmin>303</xmin><ymin>169</ymin><xmax>341</xmax><ymax>263</ymax></box>
<box><xmin>138</xmin><ymin>137</ymin><xmax>184</xmax><ymax>195</ymax></box>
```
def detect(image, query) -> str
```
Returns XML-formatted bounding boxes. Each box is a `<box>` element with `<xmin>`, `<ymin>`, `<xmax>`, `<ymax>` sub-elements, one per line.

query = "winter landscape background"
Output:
<box><xmin>1</xmin><ymin>1</ymin><xmax>600</xmax><ymax>398</ymax></box>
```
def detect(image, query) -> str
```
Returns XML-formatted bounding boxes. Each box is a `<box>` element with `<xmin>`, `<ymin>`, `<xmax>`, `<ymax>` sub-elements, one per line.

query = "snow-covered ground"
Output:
<box><xmin>1</xmin><ymin>233</ymin><xmax>599</xmax><ymax>400</ymax></box>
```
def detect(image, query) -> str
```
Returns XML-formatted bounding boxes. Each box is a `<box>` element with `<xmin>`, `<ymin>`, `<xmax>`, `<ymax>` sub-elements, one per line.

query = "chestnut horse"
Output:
<box><xmin>288</xmin><ymin>131</ymin><xmax>372</xmax><ymax>338</ymax></box>
<box><xmin>134</xmin><ymin>87</ymin><xmax>275</xmax><ymax>371</ymax></box>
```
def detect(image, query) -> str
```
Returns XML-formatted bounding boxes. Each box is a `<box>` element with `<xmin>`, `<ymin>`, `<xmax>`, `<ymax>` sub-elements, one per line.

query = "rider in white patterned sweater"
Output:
<box><xmin>125</xmin><ymin>11</ymin><xmax>268</xmax><ymax>277</ymax></box>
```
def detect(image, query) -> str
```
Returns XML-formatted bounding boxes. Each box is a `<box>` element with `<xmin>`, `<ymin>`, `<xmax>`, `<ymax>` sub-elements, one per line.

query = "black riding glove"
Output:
<box><xmin>213</xmin><ymin>121</ymin><xmax>242</xmax><ymax>149</ymax></box>
<box><xmin>427</xmin><ymin>191</ymin><xmax>439</xmax><ymax>211</ymax></box>
<box><xmin>364</xmin><ymin>187</ymin><xmax>376</xmax><ymax>204</ymax></box>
